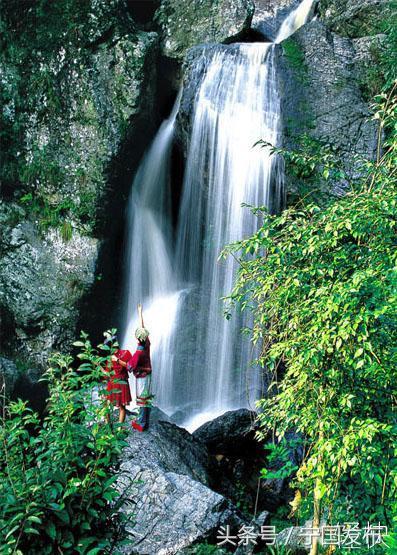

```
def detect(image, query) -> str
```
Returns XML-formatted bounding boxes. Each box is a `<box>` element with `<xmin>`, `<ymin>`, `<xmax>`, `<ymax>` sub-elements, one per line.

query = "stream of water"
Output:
<box><xmin>122</xmin><ymin>0</ymin><xmax>315</xmax><ymax>431</ymax></box>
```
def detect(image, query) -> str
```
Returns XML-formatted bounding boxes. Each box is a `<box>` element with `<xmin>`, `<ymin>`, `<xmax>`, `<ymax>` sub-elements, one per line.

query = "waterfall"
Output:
<box><xmin>122</xmin><ymin>92</ymin><xmax>184</xmax><ymax>405</ymax></box>
<box><xmin>275</xmin><ymin>0</ymin><xmax>316</xmax><ymax>43</ymax></box>
<box><xmin>121</xmin><ymin>0</ymin><xmax>314</xmax><ymax>430</ymax></box>
<box><xmin>172</xmin><ymin>43</ymin><xmax>283</xmax><ymax>430</ymax></box>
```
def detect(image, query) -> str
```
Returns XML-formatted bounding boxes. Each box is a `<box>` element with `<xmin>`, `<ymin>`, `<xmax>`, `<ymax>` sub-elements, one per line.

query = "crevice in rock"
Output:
<box><xmin>0</xmin><ymin>305</ymin><xmax>17</xmax><ymax>358</ymax></box>
<box><xmin>223</xmin><ymin>27</ymin><xmax>272</xmax><ymax>44</ymax></box>
<box><xmin>126</xmin><ymin>0</ymin><xmax>160</xmax><ymax>27</ymax></box>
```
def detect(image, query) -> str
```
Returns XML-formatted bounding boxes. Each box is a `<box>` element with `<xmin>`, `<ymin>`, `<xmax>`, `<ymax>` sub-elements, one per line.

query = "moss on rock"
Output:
<box><xmin>1</xmin><ymin>2</ymin><xmax>158</xmax><ymax>233</ymax></box>
<box><xmin>154</xmin><ymin>0</ymin><xmax>255</xmax><ymax>60</ymax></box>
<box><xmin>318</xmin><ymin>0</ymin><xmax>393</xmax><ymax>38</ymax></box>
<box><xmin>0</xmin><ymin>0</ymin><xmax>159</xmax><ymax>366</ymax></box>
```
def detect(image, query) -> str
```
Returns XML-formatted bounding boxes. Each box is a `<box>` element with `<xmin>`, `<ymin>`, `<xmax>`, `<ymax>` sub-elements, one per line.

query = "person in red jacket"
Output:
<box><xmin>129</xmin><ymin>303</ymin><xmax>153</xmax><ymax>432</ymax></box>
<box><xmin>104</xmin><ymin>336</ymin><xmax>134</xmax><ymax>424</ymax></box>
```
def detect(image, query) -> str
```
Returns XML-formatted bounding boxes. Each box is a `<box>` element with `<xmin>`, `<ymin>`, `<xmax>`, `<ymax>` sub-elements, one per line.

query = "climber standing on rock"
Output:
<box><xmin>129</xmin><ymin>303</ymin><xmax>153</xmax><ymax>432</ymax></box>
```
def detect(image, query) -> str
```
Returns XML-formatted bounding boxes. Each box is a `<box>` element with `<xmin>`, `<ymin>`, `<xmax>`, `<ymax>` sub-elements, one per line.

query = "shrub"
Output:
<box><xmin>0</xmin><ymin>331</ymin><xmax>130</xmax><ymax>554</ymax></box>
<box><xmin>222</xmin><ymin>84</ymin><xmax>397</xmax><ymax>553</ymax></box>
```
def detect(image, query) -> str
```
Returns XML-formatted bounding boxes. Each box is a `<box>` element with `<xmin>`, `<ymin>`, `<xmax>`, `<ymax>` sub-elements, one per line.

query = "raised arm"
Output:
<box><xmin>138</xmin><ymin>303</ymin><xmax>144</xmax><ymax>328</ymax></box>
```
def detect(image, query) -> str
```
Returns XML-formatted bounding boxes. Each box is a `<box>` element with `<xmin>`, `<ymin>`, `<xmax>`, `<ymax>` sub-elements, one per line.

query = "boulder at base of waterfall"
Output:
<box><xmin>193</xmin><ymin>409</ymin><xmax>259</xmax><ymax>455</ymax></box>
<box><xmin>193</xmin><ymin>410</ymin><xmax>304</xmax><ymax>514</ymax></box>
<box><xmin>193</xmin><ymin>409</ymin><xmax>272</xmax><ymax>514</ymax></box>
<box><xmin>145</xmin><ymin>405</ymin><xmax>172</xmax><ymax>424</ymax></box>
<box><xmin>116</xmin><ymin>417</ymin><xmax>248</xmax><ymax>554</ymax></box>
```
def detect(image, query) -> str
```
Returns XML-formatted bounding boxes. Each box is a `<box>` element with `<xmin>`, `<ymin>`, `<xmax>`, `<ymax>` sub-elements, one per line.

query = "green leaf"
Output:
<box><xmin>46</xmin><ymin>521</ymin><xmax>57</xmax><ymax>540</ymax></box>
<box><xmin>24</xmin><ymin>527</ymin><xmax>40</xmax><ymax>535</ymax></box>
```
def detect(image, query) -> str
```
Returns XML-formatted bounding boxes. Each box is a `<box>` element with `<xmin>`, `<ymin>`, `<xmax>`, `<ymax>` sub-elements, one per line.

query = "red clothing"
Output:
<box><xmin>105</xmin><ymin>349</ymin><xmax>133</xmax><ymax>407</ymax></box>
<box><xmin>129</xmin><ymin>339</ymin><xmax>152</xmax><ymax>378</ymax></box>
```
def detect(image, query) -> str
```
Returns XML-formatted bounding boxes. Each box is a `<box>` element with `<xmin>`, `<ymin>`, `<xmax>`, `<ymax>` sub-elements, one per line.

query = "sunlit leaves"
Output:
<box><xmin>225</xmin><ymin>85</ymin><xmax>397</xmax><ymax>530</ymax></box>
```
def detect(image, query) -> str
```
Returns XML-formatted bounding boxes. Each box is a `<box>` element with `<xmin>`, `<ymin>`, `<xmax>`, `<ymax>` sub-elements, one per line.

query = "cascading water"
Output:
<box><xmin>122</xmin><ymin>92</ymin><xmax>184</xmax><ymax>406</ymax></box>
<box><xmin>275</xmin><ymin>0</ymin><xmax>316</xmax><ymax>43</ymax></box>
<box><xmin>122</xmin><ymin>0</ymin><xmax>315</xmax><ymax>430</ymax></box>
<box><xmin>172</xmin><ymin>43</ymin><xmax>283</xmax><ymax>430</ymax></box>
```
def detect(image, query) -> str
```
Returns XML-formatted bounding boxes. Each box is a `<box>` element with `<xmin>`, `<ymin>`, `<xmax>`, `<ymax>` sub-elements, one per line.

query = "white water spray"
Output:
<box><xmin>173</xmin><ymin>43</ymin><xmax>283</xmax><ymax>429</ymax></box>
<box><xmin>122</xmin><ymin>92</ymin><xmax>184</xmax><ymax>409</ymax></box>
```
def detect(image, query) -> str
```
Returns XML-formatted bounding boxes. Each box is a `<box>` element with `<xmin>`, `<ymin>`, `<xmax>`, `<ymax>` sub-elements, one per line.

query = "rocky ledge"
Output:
<box><xmin>115</xmin><ymin>408</ymin><xmax>302</xmax><ymax>554</ymax></box>
<box><xmin>116</xmin><ymin>409</ymin><xmax>248</xmax><ymax>554</ymax></box>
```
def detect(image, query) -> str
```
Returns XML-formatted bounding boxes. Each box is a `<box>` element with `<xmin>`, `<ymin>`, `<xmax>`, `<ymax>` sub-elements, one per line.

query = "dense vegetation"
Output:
<box><xmin>0</xmin><ymin>0</ymin><xmax>97</xmax><ymax>196</ymax></box>
<box><xmin>0</xmin><ymin>332</ymin><xmax>130</xmax><ymax>554</ymax></box>
<box><xmin>224</xmin><ymin>76</ymin><xmax>397</xmax><ymax>553</ymax></box>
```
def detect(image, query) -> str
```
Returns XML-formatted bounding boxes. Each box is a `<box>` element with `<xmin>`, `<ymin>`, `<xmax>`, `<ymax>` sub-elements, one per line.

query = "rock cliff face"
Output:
<box><xmin>276</xmin><ymin>0</ymin><xmax>389</xmax><ymax>197</ymax></box>
<box><xmin>0</xmin><ymin>220</ymin><xmax>98</xmax><ymax>366</ymax></box>
<box><xmin>318</xmin><ymin>0</ymin><xmax>392</xmax><ymax>38</ymax></box>
<box><xmin>0</xmin><ymin>1</ymin><xmax>159</xmax><ymax>371</ymax></box>
<box><xmin>0</xmin><ymin>0</ymin><xmax>389</xmax><ymax>395</ymax></box>
<box><xmin>251</xmin><ymin>0</ymin><xmax>298</xmax><ymax>38</ymax></box>
<box><xmin>278</xmin><ymin>18</ymin><xmax>379</xmax><ymax>196</ymax></box>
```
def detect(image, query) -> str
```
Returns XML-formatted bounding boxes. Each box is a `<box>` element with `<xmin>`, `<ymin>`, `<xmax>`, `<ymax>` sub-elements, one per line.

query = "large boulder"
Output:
<box><xmin>154</xmin><ymin>0</ymin><xmax>255</xmax><ymax>60</ymax></box>
<box><xmin>193</xmin><ymin>410</ymin><xmax>267</xmax><ymax>514</ymax></box>
<box><xmin>125</xmin><ymin>418</ymin><xmax>212</xmax><ymax>485</ymax></box>
<box><xmin>193</xmin><ymin>410</ymin><xmax>303</xmax><ymax>515</ymax></box>
<box><xmin>116</xmin><ymin>417</ymin><xmax>248</xmax><ymax>554</ymax></box>
<box><xmin>193</xmin><ymin>409</ymin><xmax>259</xmax><ymax>455</ymax></box>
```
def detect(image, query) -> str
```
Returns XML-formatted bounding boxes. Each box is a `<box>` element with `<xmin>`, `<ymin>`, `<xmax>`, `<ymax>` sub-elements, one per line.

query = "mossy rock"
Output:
<box><xmin>154</xmin><ymin>0</ymin><xmax>255</xmax><ymax>59</ymax></box>
<box><xmin>318</xmin><ymin>0</ymin><xmax>394</xmax><ymax>38</ymax></box>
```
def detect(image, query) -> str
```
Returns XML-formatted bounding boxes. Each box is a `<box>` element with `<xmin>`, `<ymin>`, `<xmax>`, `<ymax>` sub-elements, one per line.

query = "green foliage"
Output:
<box><xmin>266</xmin><ymin>504</ymin><xmax>294</xmax><ymax>537</ymax></box>
<box><xmin>261</xmin><ymin>439</ymin><xmax>298</xmax><ymax>481</ymax></box>
<box><xmin>255</xmin><ymin>134</ymin><xmax>349</xmax><ymax>205</ymax></box>
<box><xmin>20</xmin><ymin>191</ymin><xmax>76</xmax><ymax>235</ymax></box>
<box><xmin>18</xmin><ymin>186</ymin><xmax>99</xmax><ymax>237</ymax></box>
<box><xmin>381</xmin><ymin>2</ymin><xmax>397</xmax><ymax>89</ymax></box>
<box><xmin>187</xmin><ymin>542</ymin><xmax>228</xmax><ymax>555</ymax></box>
<box><xmin>0</xmin><ymin>330</ymin><xmax>131</xmax><ymax>554</ymax></box>
<box><xmin>281</xmin><ymin>38</ymin><xmax>307</xmax><ymax>84</ymax></box>
<box><xmin>267</xmin><ymin>546</ymin><xmax>294</xmax><ymax>555</ymax></box>
<box><xmin>233</xmin><ymin>481</ymin><xmax>254</xmax><ymax>517</ymax></box>
<box><xmin>61</xmin><ymin>221</ymin><xmax>73</xmax><ymax>242</ymax></box>
<box><xmin>222</xmin><ymin>84</ymin><xmax>397</xmax><ymax>540</ymax></box>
